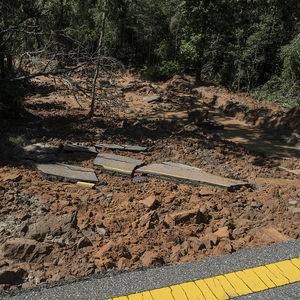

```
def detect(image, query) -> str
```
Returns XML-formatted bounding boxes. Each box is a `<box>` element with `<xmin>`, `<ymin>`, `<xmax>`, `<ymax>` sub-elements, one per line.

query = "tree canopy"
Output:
<box><xmin>1</xmin><ymin>0</ymin><xmax>300</xmax><ymax>117</ymax></box>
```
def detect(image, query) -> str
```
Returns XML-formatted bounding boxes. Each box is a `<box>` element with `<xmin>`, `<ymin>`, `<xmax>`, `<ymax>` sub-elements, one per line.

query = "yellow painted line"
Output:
<box><xmin>102</xmin><ymin>165</ymin><xmax>132</xmax><ymax>173</ymax></box>
<box><xmin>109</xmin><ymin>257</ymin><xmax>300</xmax><ymax>300</ymax></box>
<box><xmin>138</xmin><ymin>169</ymin><xmax>232</xmax><ymax>188</ymax></box>
<box><xmin>151</xmin><ymin>287</ymin><xmax>175</xmax><ymax>299</ymax></box>
<box><xmin>291</xmin><ymin>257</ymin><xmax>300</xmax><ymax>269</ymax></box>
<box><xmin>77</xmin><ymin>181</ymin><xmax>95</xmax><ymax>187</ymax></box>
<box><xmin>170</xmin><ymin>285</ymin><xmax>189</xmax><ymax>300</ymax></box>
<box><xmin>202</xmin><ymin>276</ymin><xmax>232</xmax><ymax>299</ymax></box>
<box><xmin>224</xmin><ymin>272</ymin><xmax>252</xmax><ymax>296</ymax></box>
<box><xmin>180</xmin><ymin>282</ymin><xmax>206</xmax><ymax>299</ymax></box>
<box><xmin>235</xmin><ymin>269</ymin><xmax>268</xmax><ymax>292</ymax></box>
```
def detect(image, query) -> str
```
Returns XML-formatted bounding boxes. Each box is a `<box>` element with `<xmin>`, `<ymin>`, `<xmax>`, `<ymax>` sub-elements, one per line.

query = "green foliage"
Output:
<box><xmin>252</xmin><ymin>75</ymin><xmax>300</xmax><ymax>110</ymax></box>
<box><xmin>142</xmin><ymin>61</ymin><xmax>182</xmax><ymax>81</ymax></box>
<box><xmin>281</xmin><ymin>33</ymin><xmax>300</xmax><ymax>83</ymax></box>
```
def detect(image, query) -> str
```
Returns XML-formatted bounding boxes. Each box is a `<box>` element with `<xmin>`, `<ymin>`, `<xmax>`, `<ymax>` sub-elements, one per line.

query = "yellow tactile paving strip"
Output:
<box><xmin>107</xmin><ymin>257</ymin><xmax>300</xmax><ymax>300</ymax></box>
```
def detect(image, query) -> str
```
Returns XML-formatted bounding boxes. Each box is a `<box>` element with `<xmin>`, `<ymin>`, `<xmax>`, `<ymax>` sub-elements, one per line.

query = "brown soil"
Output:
<box><xmin>0</xmin><ymin>72</ymin><xmax>300</xmax><ymax>290</ymax></box>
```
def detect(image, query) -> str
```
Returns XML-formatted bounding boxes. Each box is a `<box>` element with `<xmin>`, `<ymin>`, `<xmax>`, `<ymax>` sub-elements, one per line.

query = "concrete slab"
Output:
<box><xmin>136</xmin><ymin>162</ymin><xmax>248</xmax><ymax>191</ymax></box>
<box><xmin>64</xmin><ymin>144</ymin><xmax>98</xmax><ymax>154</ymax></box>
<box><xmin>143</xmin><ymin>95</ymin><xmax>162</xmax><ymax>103</ymax></box>
<box><xmin>95</xmin><ymin>143</ymin><xmax>147</xmax><ymax>152</ymax></box>
<box><xmin>94</xmin><ymin>152</ymin><xmax>144</xmax><ymax>177</ymax></box>
<box><xmin>18</xmin><ymin>143</ymin><xmax>61</xmax><ymax>162</ymax></box>
<box><xmin>36</xmin><ymin>163</ymin><xmax>99</xmax><ymax>183</ymax></box>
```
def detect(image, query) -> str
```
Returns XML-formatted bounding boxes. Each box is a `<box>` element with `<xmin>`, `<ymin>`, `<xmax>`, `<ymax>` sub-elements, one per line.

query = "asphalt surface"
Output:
<box><xmin>1</xmin><ymin>240</ymin><xmax>300</xmax><ymax>300</ymax></box>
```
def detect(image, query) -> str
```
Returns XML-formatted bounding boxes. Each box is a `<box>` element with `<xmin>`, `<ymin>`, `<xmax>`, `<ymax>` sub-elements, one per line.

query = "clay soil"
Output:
<box><xmin>0</xmin><ymin>72</ymin><xmax>300</xmax><ymax>291</ymax></box>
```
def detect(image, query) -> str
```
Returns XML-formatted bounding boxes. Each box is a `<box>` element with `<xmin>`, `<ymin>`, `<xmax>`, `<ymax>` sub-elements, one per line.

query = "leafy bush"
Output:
<box><xmin>142</xmin><ymin>61</ymin><xmax>182</xmax><ymax>81</ymax></box>
<box><xmin>251</xmin><ymin>76</ymin><xmax>300</xmax><ymax>110</ymax></box>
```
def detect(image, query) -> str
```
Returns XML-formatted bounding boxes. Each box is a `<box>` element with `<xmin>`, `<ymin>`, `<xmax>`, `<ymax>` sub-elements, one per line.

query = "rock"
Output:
<box><xmin>140</xmin><ymin>195</ymin><xmax>160</xmax><ymax>209</ymax></box>
<box><xmin>206</xmin><ymin>232</ymin><xmax>219</xmax><ymax>245</ymax></box>
<box><xmin>250</xmin><ymin>201</ymin><xmax>258</xmax><ymax>208</ymax></box>
<box><xmin>77</xmin><ymin>236</ymin><xmax>93</xmax><ymax>249</ymax></box>
<box><xmin>139</xmin><ymin>211</ymin><xmax>158</xmax><ymax>227</ymax></box>
<box><xmin>27</xmin><ymin>213</ymin><xmax>77</xmax><ymax>241</ymax></box>
<box><xmin>97</xmin><ymin>228</ymin><xmax>107</xmax><ymax>236</ymax></box>
<box><xmin>2</xmin><ymin>238</ymin><xmax>37</xmax><ymax>260</ymax></box>
<box><xmin>0</xmin><ymin>270</ymin><xmax>15</xmax><ymax>285</ymax></box>
<box><xmin>94</xmin><ymin>241</ymin><xmax>131</xmax><ymax>261</ymax></box>
<box><xmin>214</xmin><ymin>239</ymin><xmax>233</xmax><ymax>256</ymax></box>
<box><xmin>199</xmin><ymin>187</ymin><xmax>215</xmax><ymax>197</ymax></box>
<box><xmin>94</xmin><ymin>258</ymin><xmax>115</xmax><ymax>271</ymax></box>
<box><xmin>117</xmin><ymin>257</ymin><xmax>132</xmax><ymax>269</ymax></box>
<box><xmin>140</xmin><ymin>251</ymin><xmax>164</xmax><ymax>267</ymax></box>
<box><xmin>234</xmin><ymin>218</ymin><xmax>253</xmax><ymax>229</ymax></box>
<box><xmin>143</xmin><ymin>96</ymin><xmax>161</xmax><ymax>103</ymax></box>
<box><xmin>263</xmin><ymin>228</ymin><xmax>294</xmax><ymax>243</ymax></box>
<box><xmin>132</xmin><ymin>176</ymin><xmax>148</xmax><ymax>183</ymax></box>
<box><xmin>288</xmin><ymin>200</ymin><xmax>298</xmax><ymax>206</ymax></box>
<box><xmin>171</xmin><ymin>209</ymin><xmax>202</xmax><ymax>225</ymax></box>
<box><xmin>188</xmin><ymin>237</ymin><xmax>205</xmax><ymax>251</ymax></box>
<box><xmin>214</xmin><ymin>226</ymin><xmax>230</xmax><ymax>239</ymax></box>
<box><xmin>4</xmin><ymin>174</ymin><xmax>22</xmax><ymax>182</ymax></box>
<box><xmin>292</xmin><ymin>208</ymin><xmax>300</xmax><ymax>214</ymax></box>
<box><xmin>18</xmin><ymin>211</ymin><xmax>31</xmax><ymax>221</ymax></box>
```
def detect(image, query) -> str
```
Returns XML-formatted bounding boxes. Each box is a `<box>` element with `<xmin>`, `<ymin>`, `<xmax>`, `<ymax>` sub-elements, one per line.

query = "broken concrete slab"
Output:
<box><xmin>95</xmin><ymin>143</ymin><xmax>147</xmax><ymax>152</ymax></box>
<box><xmin>94</xmin><ymin>152</ymin><xmax>144</xmax><ymax>177</ymax></box>
<box><xmin>36</xmin><ymin>163</ymin><xmax>99</xmax><ymax>183</ymax></box>
<box><xmin>63</xmin><ymin>144</ymin><xmax>98</xmax><ymax>154</ymax></box>
<box><xmin>17</xmin><ymin>143</ymin><xmax>61</xmax><ymax>163</ymax></box>
<box><xmin>136</xmin><ymin>162</ymin><xmax>248</xmax><ymax>191</ymax></box>
<box><xmin>142</xmin><ymin>95</ymin><xmax>162</xmax><ymax>103</ymax></box>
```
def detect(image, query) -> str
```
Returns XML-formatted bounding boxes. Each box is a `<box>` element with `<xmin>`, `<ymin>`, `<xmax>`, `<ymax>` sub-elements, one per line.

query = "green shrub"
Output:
<box><xmin>251</xmin><ymin>75</ymin><xmax>300</xmax><ymax>110</ymax></box>
<box><xmin>142</xmin><ymin>61</ymin><xmax>182</xmax><ymax>81</ymax></box>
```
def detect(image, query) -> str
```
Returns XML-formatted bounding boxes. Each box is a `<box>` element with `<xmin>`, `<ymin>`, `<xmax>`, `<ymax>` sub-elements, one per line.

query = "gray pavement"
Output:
<box><xmin>136</xmin><ymin>162</ymin><xmax>248</xmax><ymax>191</ymax></box>
<box><xmin>36</xmin><ymin>163</ymin><xmax>99</xmax><ymax>183</ymax></box>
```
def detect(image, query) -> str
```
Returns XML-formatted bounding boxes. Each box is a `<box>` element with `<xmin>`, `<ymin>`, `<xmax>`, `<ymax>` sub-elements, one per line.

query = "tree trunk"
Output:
<box><xmin>88</xmin><ymin>0</ymin><xmax>107</xmax><ymax>118</ymax></box>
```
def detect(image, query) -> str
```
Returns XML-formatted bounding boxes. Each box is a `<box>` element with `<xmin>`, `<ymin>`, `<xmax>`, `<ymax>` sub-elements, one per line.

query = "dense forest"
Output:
<box><xmin>1</xmin><ymin>0</ymin><xmax>300</xmax><ymax>119</ymax></box>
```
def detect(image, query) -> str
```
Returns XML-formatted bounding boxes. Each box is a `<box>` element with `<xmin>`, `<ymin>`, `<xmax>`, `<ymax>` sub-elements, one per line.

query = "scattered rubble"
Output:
<box><xmin>0</xmin><ymin>72</ymin><xmax>300</xmax><ymax>292</ymax></box>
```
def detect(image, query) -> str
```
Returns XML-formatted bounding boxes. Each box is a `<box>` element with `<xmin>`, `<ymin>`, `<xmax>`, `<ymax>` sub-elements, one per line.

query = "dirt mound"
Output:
<box><xmin>0</xmin><ymin>73</ymin><xmax>299</xmax><ymax>291</ymax></box>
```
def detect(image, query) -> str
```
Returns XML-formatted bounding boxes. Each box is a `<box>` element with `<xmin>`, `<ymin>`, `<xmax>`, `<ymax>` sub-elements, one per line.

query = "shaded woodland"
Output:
<box><xmin>1</xmin><ymin>0</ymin><xmax>300</xmax><ymax>120</ymax></box>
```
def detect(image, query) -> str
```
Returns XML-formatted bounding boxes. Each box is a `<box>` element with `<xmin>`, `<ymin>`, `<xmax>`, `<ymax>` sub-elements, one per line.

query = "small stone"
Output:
<box><xmin>140</xmin><ymin>195</ymin><xmax>160</xmax><ymax>209</ymax></box>
<box><xmin>214</xmin><ymin>226</ymin><xmax>230</xmax><ymax>239</ymax></box>
<box><xmin>4</xmin><ymin>174</ymin><xmax>22</xmax><ymax>182</ymax></box>
<box><xmin>206</xmin><ymin>232</ymin><xmax>219</xmax><ymax>245</ymax></box>
<box><xmin>143</xmin><ymin>96</ymin><xmax>161</xmax><ymax>103</ymax></box>
<box><xmin>132</xmin><ymin>176</ymin><xmax>148</xmax><ymax>183</ymax></box>
<box><xmin>251</xmin><ymin>201</ymin><xmax>258</xmax><ymax>208</ymax></box>
<box><xmin>171</xmin><ymin>209</ymin><xmax>202</xmax><ymax>225</ymax></box>
<box><xmin>263</xmin><ymin>228</ymin><xmax>294</xmax><ymax>243</ymax></box>
<box><xmin>292</xmin><ymin>208</ymin><xmax>300</xmax><ymax>214</ymax></box>
<box><xmin>18</xmin><ymin>211</ymin><xmax>31</xmax><ymax>221</ymax></box>
<box><xmin>140</xmin><ymin>251</ymin><xmax>163</xmax><ymax>267</ymax></box>
<box><xmin>117</xmin><ymin>257</ymin><xmax>132</xmax><ymax>269</ymax></box>
<box><xmin>199</xmin><ymin>187</ymin><xmax>215</xmax><ymax>197</ymax></box>
<box><xmin>97</xmin><ymin>228</ymin><xmax>107</xmax><ymax>236</ymax></box>
<box><xmin>77</xmin><ymin>236</ymin><xmax>93</xmax><ymax>249</ymax></box>
<box><xmin>188</xmin><ymin>237</ymin><xmax>205</xmax><ymax>250</ymax></box>
<box><xmin>288</xmin><ymin>200</ymin><xmax>298</xmax><ymax>206</ymax></box>
<box><xmin>139</xmin><ymin>211</ymin><xmax>158</xmax><ymax>227</ymax></box>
